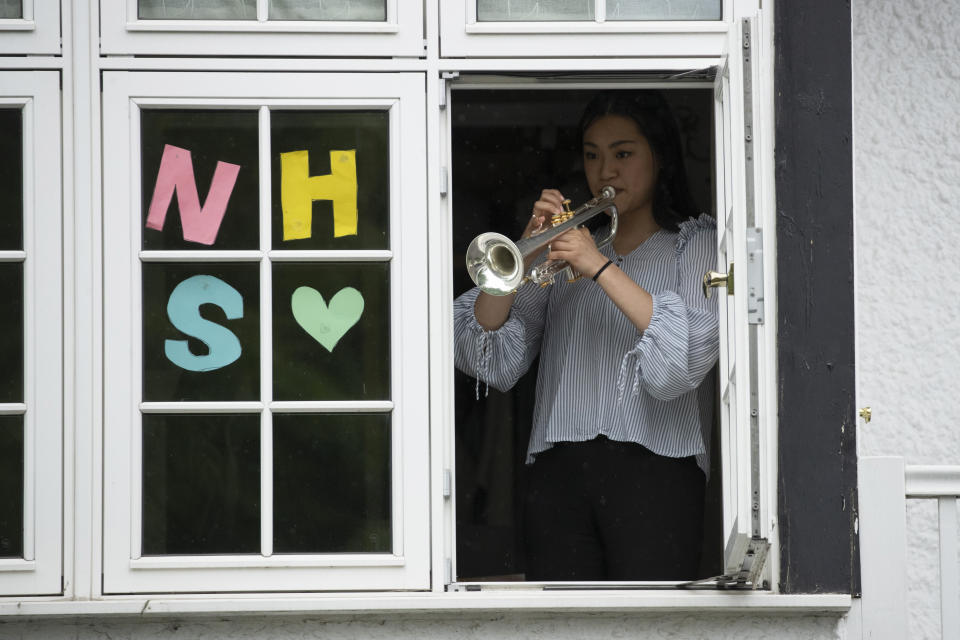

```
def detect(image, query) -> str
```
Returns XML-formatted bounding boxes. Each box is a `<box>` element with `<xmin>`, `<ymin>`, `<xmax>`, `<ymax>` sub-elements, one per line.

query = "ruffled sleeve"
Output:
<box><xmin>617</xmin><ymin>214</ymin><xmax>720</xmax><ymax>401</ymax></box>
<box><xmin>453</xmin><ymin>284</ymin><xmax>550</xmax><ymax>396</ymax></box>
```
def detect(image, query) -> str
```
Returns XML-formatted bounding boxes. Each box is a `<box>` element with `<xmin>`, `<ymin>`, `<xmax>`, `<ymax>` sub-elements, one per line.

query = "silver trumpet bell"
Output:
<box><xmin>465</xmin><ymin>186</ymin><xmax>618</xmax><ymax>296</ymax></box>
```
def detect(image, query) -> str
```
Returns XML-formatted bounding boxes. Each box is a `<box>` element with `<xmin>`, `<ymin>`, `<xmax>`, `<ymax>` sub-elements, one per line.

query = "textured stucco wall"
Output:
<box><xmin>853</xmin><ymin>0</ymin><xmax>960</xmax><ymax>638</ymax></box>
<box><xmin>0</xmin><ymin>612</ymin><xmax>847</xmax><ymax>640</ymax></box>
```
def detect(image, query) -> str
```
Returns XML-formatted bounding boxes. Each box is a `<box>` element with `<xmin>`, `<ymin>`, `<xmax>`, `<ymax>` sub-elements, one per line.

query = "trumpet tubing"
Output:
<box><xmin>465</xmin><ymin>186</ymin><xmax>618</xmax><ymax>296</ymax></box>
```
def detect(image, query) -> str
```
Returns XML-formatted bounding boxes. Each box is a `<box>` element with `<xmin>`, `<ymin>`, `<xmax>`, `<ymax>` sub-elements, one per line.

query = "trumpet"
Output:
<box><xmin>465</xmin><ymin>186</ymin><xmax>618</xmax><ymax>296</ymax></box>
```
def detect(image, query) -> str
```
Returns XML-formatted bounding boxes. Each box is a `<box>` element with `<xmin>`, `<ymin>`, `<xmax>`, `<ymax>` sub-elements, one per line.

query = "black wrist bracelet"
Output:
<box><xmin>592</xmin><ymin>259</ymin><xmax>614</xmax><ymax>282</ymax></box>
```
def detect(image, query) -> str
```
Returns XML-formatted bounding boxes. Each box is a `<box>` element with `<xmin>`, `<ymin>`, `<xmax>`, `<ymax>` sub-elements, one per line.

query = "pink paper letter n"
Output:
<box><xmin>145</xmin><ymin>144</ymin><xmax>241</xmax><ymax>246</ymax></box>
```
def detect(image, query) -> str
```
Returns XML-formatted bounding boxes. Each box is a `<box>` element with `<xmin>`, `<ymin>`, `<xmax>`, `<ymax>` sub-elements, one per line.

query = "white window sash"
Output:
<box><xmin>102</xmin><ymin>71</ymin><xmax>429</xmax><ymax>593</ymax></box>
<box><xmin>441</xmin><ymin>0</ymin><xmax>736</xmax><ymax>57</ymax></box>
<box><xmin>99</xmin><ymin>0</ymin><xmax>423</xmax><ymax>57</ymax></box>
<box><xmin>0</xmin><ymin>0</ymin><xmax>60</xmax><ymax>54</ymax></box>
<box><xmin>0</xmin><ymin>71</ymin><xmax>63</xmax><ymax>597</ymax></box>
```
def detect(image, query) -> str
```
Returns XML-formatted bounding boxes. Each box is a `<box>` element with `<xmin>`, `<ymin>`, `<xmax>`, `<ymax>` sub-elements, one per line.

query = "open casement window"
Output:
<box><xmin>100</xmin><ymin>0</ymin><xmax>423</xmax><ymax>57</ymax></box>
<box><xmin>102</xmin><ymin>71</ymin><xmax>428</xmax><ymax>593</ymax></box>
<box><xmin>439</xmin><ymin>19</ymin><xmax>771</xmax><ymax>593</ymax></box>
<box><xmin>701</xmin><ymin>14</ymin><xmax>772</xmax><ymax>588</ymax></box>
<box><xmin>0</xmin><ymin>0</ymin><xmax>60</xmax><ymax>54</ymax></box>
<box><xmin>440</xmin><ymin>0</ymin><xmax>731</xmax><ymax>57</ymax></box>
<box><xmin>0</xmin><ymin>71</ymin><xmax>63</xmax><ymax>596</ymax></box>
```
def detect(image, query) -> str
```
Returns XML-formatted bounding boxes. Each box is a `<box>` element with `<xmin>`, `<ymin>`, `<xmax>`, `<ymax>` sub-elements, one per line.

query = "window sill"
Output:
<box><xmin>0</xmin><ymin>592</ymin><xmax>851</xmax><ymax>618</ymax></box>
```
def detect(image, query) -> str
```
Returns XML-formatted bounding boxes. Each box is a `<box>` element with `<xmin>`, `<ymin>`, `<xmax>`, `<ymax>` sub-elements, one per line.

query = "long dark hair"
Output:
<box><xmin>578</xmin><ymin>90</ymin><xmax>698</xmax><ymax>232</ymax></box>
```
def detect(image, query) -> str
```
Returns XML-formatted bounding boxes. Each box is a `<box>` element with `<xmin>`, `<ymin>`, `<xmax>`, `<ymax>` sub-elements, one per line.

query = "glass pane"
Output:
<box><xmin>143</xmin><ymin>263</ymin><xmax>260</xmax><ymax>402</ymax></box>
<box><xmin>139</xmin><ymin>0</ymin><xmax>257</xmax><ymax>20</ymax></box>
<box><xmin>0</xmin><ymin>108</ymin><xmax>23</xmax><ymax>251</ymax></box>
<box><xmin>606</xmin><ymin>0</ymin><xmax>721</xmax><ymax>20</ymax></box>
<box><xmin>272</xmin><ymin>262</ymin><xmax>390</xmax><ymax>401</ymax></box>
<box><xmin>0</xmin><ymin>416</ymin><xmax>23</xmax><ymax>558</ymax></box>
<box><xmin>478</xmin><ymin>0</ymin><xmax>593</xmax><ymax>21</ymax></box>
<box><xmin>0</xmin><ymin>264</ymin><xmax>23</xmax><ymax>403</ymax></box>
<box><xmin>141</xmin><ymin>109</ymin><xmax>259</xmax><ymax>251</ymax></box>
<box><xmin>270</xmin><ymin>0</ymin><xmax>385</xmax><ymax>21</ymax></box>
<box><xmin>0</xmin><ymin>1</ymin><xmax>22</xmax><ymax>19</ymax></box>
<box><xmin>142</xmin><ymin>414</ymin><xmax>260</xmax><ymax>555</ymax></box>
<box><xmin>273</xmin><ymin>413</ymin><xmax>390</xmax><ymax>553</ymax></box>
<box><xmin>271</xmin><ymin>110</ymin><xmax>389</xmax><ymax>251</ymax></box>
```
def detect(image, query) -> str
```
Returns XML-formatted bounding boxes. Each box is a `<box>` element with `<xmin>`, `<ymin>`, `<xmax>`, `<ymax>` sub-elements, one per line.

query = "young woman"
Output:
<box><xmin>453</xmin><ymin>91</ymin><xmax>719</xmax><ymax>581</ymax></box>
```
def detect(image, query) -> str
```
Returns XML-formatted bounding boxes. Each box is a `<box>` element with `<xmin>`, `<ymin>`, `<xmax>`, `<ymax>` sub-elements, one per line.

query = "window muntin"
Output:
<box><xmin>0</xmin><ymin>72</ymin><xmax>62</xmax><ymax>597</ymax></box>
<box><xmin>102</xmin><ymin>72</ymin><xmax>428</xmax><ymax>593</ymax></box>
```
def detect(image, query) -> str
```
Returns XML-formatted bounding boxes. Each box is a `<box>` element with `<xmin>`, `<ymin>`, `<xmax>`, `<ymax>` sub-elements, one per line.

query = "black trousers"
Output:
<box><xmin>523</xmin><ymin>435</ymin><xmax>705</xmax><ymax>581</ymax></box>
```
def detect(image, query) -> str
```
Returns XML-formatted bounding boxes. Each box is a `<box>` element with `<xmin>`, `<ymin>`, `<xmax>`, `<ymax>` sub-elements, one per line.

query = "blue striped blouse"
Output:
<box><xmin>453</xmin><ymin>214</ymin><xmax>719</xmax><ymax>476</ymax></box>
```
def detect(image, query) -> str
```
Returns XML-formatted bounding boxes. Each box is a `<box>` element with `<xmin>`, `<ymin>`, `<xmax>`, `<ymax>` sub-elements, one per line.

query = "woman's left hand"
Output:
<box><xmin>547</xmin><ymin>227</ymin><xmax>609</xmax><ymax>278</ymax></box>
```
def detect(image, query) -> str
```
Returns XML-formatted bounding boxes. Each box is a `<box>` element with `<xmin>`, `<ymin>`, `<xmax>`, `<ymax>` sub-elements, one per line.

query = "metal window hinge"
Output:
<box><xmin>442</xmin><ymin>468</ymin><xmax>452</xmax><ymax>497</ymax></box>
<box><xmin>679</xmin><ymin>537</ymin><xmax>770</xmax><ymax>590</ymax></box>
<box><xmin>440</xmin><ymin>167</ymin><xmax>449</xmax><ymax>197</ymax></box>
<box><xmin>439</xmin><ymin>71</ymin><xmax>459</xmax><ymax>109</ymax></box>
<box><xmin>746</xmin><ymin>227</ymin><xmax>764</xmax><ymax>325</ymax></box>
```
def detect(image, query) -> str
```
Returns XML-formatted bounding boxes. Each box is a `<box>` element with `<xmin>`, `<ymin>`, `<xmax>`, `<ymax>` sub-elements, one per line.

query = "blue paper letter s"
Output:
<box><xmin>164</xmin><ymin>275</ymin><xmax>243</xmax><ymax>372</ymax></box>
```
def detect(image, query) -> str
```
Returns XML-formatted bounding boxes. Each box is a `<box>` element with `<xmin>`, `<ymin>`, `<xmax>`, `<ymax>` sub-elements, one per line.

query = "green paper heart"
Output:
<box><xmin>291</xmin><ymin>286</ymin><xmax>365</xmax><ymax>353</ymax></box>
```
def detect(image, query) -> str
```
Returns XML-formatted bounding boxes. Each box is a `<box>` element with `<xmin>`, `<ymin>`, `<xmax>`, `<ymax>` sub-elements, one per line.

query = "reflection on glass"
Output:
<box><xmin>271</xmin><ymin>110</ymin><xmax>389</xmax><ymax>251</ymax></box>
<box><xmin>142</xmin><ymin>414</ymin><xmax>260</xmax><ymax>555</ymax></box>
<box><xmin>142</xmin><ymin>263</ymin><xmax>260</xmax><ymax>402</ymax></box>
<box><xmin>273</xmin><ymin>413</ymin><xmax>391</xmax><ymax>553</ymax></box>
<box><xmin>139</xmin><ymin>0</ymin><xmax>256</xmax><ymax>20</ymax></box>
<box><xmin>478</xmin><ymin>0</ymin><xmax>593</xmax><ymax>21</ymax></box>
<box><xmin>0</xmin><ymin>1</ymin><xmax>22</xmax><ymax>19</ymax></box>
<box><xmin>0</xmin><ymin>265</ymin><xmax>23</xmax><ymax>404</ymax></box>
<box><xmin>0</xmin><ymin>417</ymin><xmax>23</xmax><ymax>558</ymax></box>
<box><xmin>141</xmin><ymin>109</ymin><xmax>259</xmax><ymax>251</ymax></box>
<box><xmin>606</xmin><ymin>0</ymin><xmax>721</xmax><ymax>20</ymax></box>
<box><xmin>270</xmin><ymin>0</ymin><xmax>385</xmax><ymax>21</ymax></box>
<box><xmin>0</xmin><ymin>109</ymin><xmax>23</xmax><ymax>251</ymax></box>
<box><xmin>273</xmin><ymin>262</ymin><xmax>390</xmax><ymax>401</ymax></box>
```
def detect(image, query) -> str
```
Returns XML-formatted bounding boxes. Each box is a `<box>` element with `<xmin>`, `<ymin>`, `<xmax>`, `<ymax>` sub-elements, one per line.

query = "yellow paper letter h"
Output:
<box><xmin>281</xmin><ymin>149</ymin><xmax>358</xmax><ymax>240</ymax></box>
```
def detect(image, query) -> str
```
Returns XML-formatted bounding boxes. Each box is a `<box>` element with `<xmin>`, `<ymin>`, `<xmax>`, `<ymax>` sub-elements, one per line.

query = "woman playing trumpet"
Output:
<box><xmin>453</xmin><ymin>90</ymin><xmax>719</xmax><ymax>581</ymax></box>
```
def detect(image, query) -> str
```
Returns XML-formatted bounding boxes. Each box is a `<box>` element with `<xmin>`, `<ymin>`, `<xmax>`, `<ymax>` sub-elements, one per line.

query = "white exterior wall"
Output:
<box><xmin>853</xmin><ymin>0</ymin><xmax>960</xmax><ymax>638</ymax></box>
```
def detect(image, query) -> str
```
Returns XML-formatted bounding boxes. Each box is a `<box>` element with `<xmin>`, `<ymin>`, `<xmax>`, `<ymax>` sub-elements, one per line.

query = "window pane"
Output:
<box><xmin>0</xmin><ymin>108</ymin><xmax>22</xmax><ymax>251</ymax></box>
<box><xmin>138</xmin><ymin>0</ymin><xmax>257</xmax><ymax>20</ymax></box>
<box><xmin>272</xmin><ymin>262</ymin><xmax>390</xmax><ymax>401</ymax></box>
<box><xmin>606</xmin><ymin>0</ymin><xmax>721</xmax><ymax>20</ymax></box>
<box><xmin>0</xmin><ymin>416</ymin><xmax>23</xmax><ymax>558</ymax></box>
<box><xmin>141</xmin><ymin>109</ymin><xmax>259</xmax><ymax>251</ymax></box>
<box><xmin>477</xmin><ymin>0</ymin><xmax>594</xmax><ymax>21</ymax></box>
<box><xmin>0</xmin><ymin>264</ymin><xmax>23</xmax><ymax>404</ymax></box>
<box><xmin>142</xmin><ymin>263</ymin><xmax>260</xmax><ymax>402</ymax></box>
<box><xmin>0</xmin><ymin>1</ymin><xmax>21</xmax><ymax>19</ymax></box>
<box><xmin>271</xmin><ymin>110</ymin><xmax>389</xmax><ymax>251</ymax></box>
<box><xmin>142</xmin><ymin>414</ymin><xmax>260</xmax><ymax>555</ymax></box>
<box><xmin>269</xmin><ymin>0</ymin><xmax>386</xmax><ymax>21</ymax></box>
<box><xmin>273</xmin><ymin>413</ymin><xmax>390</xmax><ymax>553</ymax></box>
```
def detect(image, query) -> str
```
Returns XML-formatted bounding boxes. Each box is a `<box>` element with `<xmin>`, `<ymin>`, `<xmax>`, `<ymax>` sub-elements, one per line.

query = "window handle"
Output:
<box><xmin>703</xmin><ymin>263</ymin><xmax>734</xmax><ymax>298</ymax></box>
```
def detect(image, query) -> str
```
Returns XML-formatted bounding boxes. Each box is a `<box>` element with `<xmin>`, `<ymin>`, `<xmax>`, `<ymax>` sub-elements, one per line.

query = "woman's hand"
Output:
<box><xmin>547</xmin><ymin>227</ymin><xmax>608</xmax><ymax>279</ymax></box>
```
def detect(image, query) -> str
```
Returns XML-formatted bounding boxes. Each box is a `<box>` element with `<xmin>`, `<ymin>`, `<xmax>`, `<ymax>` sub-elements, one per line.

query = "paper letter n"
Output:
<box><xmin>281</xmin><ymin>149</ymin><xmax>358</xmax><ymax>241</ymax></box>
<box><xmin>145</xmin><ymin>144</ymin><xmax>241</xmax><ymax>246</ymax></box>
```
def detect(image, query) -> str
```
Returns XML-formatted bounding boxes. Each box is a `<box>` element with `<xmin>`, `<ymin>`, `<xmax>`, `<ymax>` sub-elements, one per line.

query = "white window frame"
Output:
<box><xmin>440</xmin><ymin>0</ymin><xmax>732</xmax><ymax>58</ymax></box>
<box><xmin>101</xmin><ymin>71</ymin><xmax>429</xmax><ymax>593</ymax></box>
<box><xmin>0</xmin><ymin>71</ymin><xmax>63</xmax><ymax>597</ymax></box>
<box><xmin>99</xmin><ymin>0</ymin><xmax>424</xmax><ymax>57</ymax></box>
<box><xmin>0</xmin><ymin>0</ymin><xmax>60</xmax><ymax>54</ymax></box>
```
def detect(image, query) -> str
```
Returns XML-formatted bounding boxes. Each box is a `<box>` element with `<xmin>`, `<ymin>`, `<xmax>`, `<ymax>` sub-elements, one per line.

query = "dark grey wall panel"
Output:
<box><xmin>774</xmin><ymin>0</ymin><xmax>859</xmax><ymax>594</ymax></box>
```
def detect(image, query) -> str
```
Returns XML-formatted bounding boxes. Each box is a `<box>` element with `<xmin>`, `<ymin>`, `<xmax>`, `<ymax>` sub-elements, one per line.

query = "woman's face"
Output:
<box><xmin>582</xmin><ymin>114</ymin><xmax>658</xmax><ymax>223</ymax></box>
